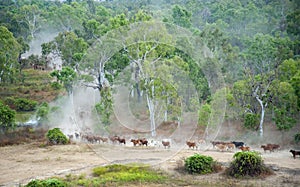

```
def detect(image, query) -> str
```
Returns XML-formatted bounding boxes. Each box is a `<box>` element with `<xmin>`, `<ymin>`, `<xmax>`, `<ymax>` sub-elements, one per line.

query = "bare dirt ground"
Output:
<box><xmin>0</xmin><ymin>141</ymin><xmax>299</xmax><ymax>187</ymax></box>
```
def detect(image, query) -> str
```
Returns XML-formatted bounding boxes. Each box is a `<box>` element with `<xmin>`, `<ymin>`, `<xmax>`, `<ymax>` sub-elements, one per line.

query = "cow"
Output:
<box><xmin>109</xmin><ymin>135</ymin><xmax>119</xmax><ymax>143</ymax></box>
<box><xmin>231</xmin><ymin>141</ymin><xmax>245</xmax><ymax>148</ymax></box>
<box><xmin>215</xmin><ymin>143</ymin><xmax>227</xmax><ymax>152</ymax></box>
<box><xmin>290</xmin><ymin>150</ymin><xmax>300</xmax><ymax>159</ymax></box>
<box><xmin>100</xmin><ymin>137</ymin><xmax>108</xmax><ymax>143</ymax></box>
<box><xmin>93</xmin><ymin>136</ymin><xmax>103</xmax><ymax>143</ymax></box>
<box><xmin>261</xmin><ymin>145</ymin><xmax>273</xmax><ymax>153</ymax></box>
<box><xmin>131</xmin><ymin>139</ymin><xmax>140</xmax><ymax>146</ymax></box>
<box><xmin>186</xmin><ymin>141</ymin><xmax>197</xmax><ymax>149</ymax></box>
<box><xmin>162</xmin><ymin>140</ymin><xmax>171</xmax><ymax>149</ymax></box>
<box><xmin>211</xmin><ymin>141</ymin><xmax>224</xmax><ymax>148</ymax></box>
<box><xmin>75</xmin><ymin>132</ymin><xmax>80</xmax><ymax>139</ymax></box>
<box><xmin>225</xmin><ymin>143</ymin><xmax>235</xmax><ymax>151</ymax></box>
<box><xmin>239</xmin><ymin>146</ymin><xmax>250</xmax><ymax>151</ymax></box>
<box><xmin>117</xmin><ymin>137</ymin><xmax>126</xmax><ymax>145</ymax></box>
<box><xmin>267</xmin><ymin>144</ymin><xmax>280</xmax><ymax>151</ymax></box>
<box><xmin>138</xmin><ymin>138</ymin><xmax>148</xmax><ymax>146</ymax></box>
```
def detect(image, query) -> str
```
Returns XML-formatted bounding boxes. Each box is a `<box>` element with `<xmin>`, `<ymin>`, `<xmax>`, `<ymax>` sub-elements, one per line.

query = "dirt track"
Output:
<box><xmin>0</xmin><ymin>141</ymin><xmax>300</xmax><ymax>187</ymax></box>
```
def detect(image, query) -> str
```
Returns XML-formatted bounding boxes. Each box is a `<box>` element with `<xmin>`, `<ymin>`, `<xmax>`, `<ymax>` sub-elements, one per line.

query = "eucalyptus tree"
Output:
<box><xmin>0</xmin><ymin>26</ymin><xmax>21</xmax><ymax>84</ymax></box>
<box><xmin>272</xmin><ymin>58</ymin><xmax>300</xmax><ymax>132</ymax></box>
<box><xmin>42</xmin><ymin>31</ymin><xmax>88</xmax><ymax>70</ymax></box>
<box><xmin>238</xmin><ymin>33</ymin><xmax>294</xmax><ymax>137</ymax></box>
<box><xmin>121</xmin><ymin>22</ymin><xmax>177</xmax><ymax>136</ymax></box>
<box><xmin>19</xmin><ymin>4</ymin><xmax>44</xmax><ymax>41</ymax></box>
<box><xmin>48</xmin><ymin>2</ymin><xmax>88</xmax><ymax>32</ymax></box>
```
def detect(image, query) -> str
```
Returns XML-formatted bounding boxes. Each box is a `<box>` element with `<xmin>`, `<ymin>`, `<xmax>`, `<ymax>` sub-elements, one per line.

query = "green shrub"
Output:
<box><xmin>225</xmin><ymin>151</ymin><xmax>273</xmax><ymax>178</ymax></box>
<box><xmin>51</xmin><ymin>82</ymin><xmax>62</xmax><ymax>90</ymax></box>
<box><xmin>25</xmin><ymin>178</ymin><xmax>67</xmax><ymax>187</ymax></box>
<box><xmin>244</xmin><ymin>113</ymin><xmax>259</xmax><ymax>130</ymax></box>
<box><xmin>14</xmin><ymin>98</ymin><xmax>38</xmax><ymax>111</ymax></box>
<box><xmin>46</xmin><ymin>128</ymin><xmax>68</xmax><ymax>145</ymax></box>
<box><xmin>295</xmin><ymin>133</ymin><xmax>300</xmax><ymax>144</ymax></box>
<box><xmin>0</xmin><ymin>101</ymin><xmax>16</xmax><ymax>131</ymax></box>
<box><xmin>184</xmin><ymin>154</ymin><xmax>217</xmax><ymax>174</ymax></box>
<box><xmin>36</xmin><ymin>102</ymin><xmax>50</xmax><ymax>122</ymax></box>
<box><xmin>3</xmin><ymin>97</ymin><xmax>15</xmax><ymax>109</ymax></box>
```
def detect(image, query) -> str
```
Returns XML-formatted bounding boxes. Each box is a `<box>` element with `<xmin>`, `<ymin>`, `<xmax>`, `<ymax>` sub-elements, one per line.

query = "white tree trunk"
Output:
<box><xmin>146</xmin><ymin>93</ymin><xmax>156</xmax><ymax>137</ymax></box>
<box><xmin>256</xmin><ymin>95</ymin><xmax>265</xmax><ymax>137</ymax></box>
<box><xmin>164</xmin><ymin>97</ymin><xmax>169</xmax><ymax>121</ymax></box>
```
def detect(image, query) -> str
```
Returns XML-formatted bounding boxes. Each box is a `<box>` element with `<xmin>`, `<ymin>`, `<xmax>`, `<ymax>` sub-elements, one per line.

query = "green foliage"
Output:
<box><xmin>172</xmin><ymin>5</ymin><xmax>192</xmax><ymax>28</ymax></box>
<box><xmin>36</xmin><ymin>102</ymin><xmax>50</xmax><ymax>123</ymax></box>
<box><xmin>110</xmin><ymin>13</ymin><xmax>129</xmax><ymax>29</ymax></box>
<box><xmin>198</xmin><ymin>104</ymin><xmax>211</xmax><ymax>126</ymax></box>
<box><xmin>273</xmin><ymin>107</ymin><xmax>296</xmax><ymax>132</ymax></box>
<box><xmin>46</xmin><ymin>128</ymin><xmax>68</xmax><ymax>145</ymax></box>
<box><xmin>25</xmin><ymin>178</ymin><xmax>67</xmax><ymax>187</ymax></box>
<box><xmin>0</xmin><ymin>101</ymin><xmax>16</xmax><ymax>131</ymax></box>
<box><xmin>244</xmin><ymin>113</ymin><xmax>259</xmax><ymax>130</ymax></box>
<box><xmin>184</xmin><ymin>154</ymin><xmax>216</xmax><ymax>174</ymax></box>
<box><xmin>14</xmin><ymin>98</ymin><xmax>38</xmax><ymax>111</ymax></box>
<box><xmin>95</xmin><ymin>88</ymin><xmax>113</xmax><ymax>126</ymax></box>
<box><xmin>43</xmin><ymin>31</ymin><xmax>88</xmax><ymax>68</ymax></box>
<box><xmin>286</xmin><ymin>9</ymin><xmax>300</xmax><ymax>38</ymax></box>
<box><xmin>50</xmin><ymin>82</ymin><xmax>62</xmax><ymax>90</ymax></box>
<box><xmin>92</xmin><ymin>164</ymin><xmax>166</xmax><ymax>184</ymax></box>
<box><xmin>294</xmin><ymin>133</ymin><xmax>300</xmax><ymax>144</ymax></box>
<box><xmin>0</xmin><ymin>26</ymin><xmax>22</xmax><ymax>84</ymax></box>
<box><xmin>226</xmin><ymin>151</ymin><xmax>272</xmax><ymax>178</ymax></box>
<box><xmin>50</xmin><ymin>67</ymin><xmax>76</xmax><ymax>95</ymax></box>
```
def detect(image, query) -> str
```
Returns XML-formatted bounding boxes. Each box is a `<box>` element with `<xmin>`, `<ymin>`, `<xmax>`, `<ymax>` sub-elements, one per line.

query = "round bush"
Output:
<box><xmin>46</xmin><ymin>128</ymin><xmax>68</xmax><ymax>145</ymax></box>
<box><xmin>14</xmin><ymin>98</ymin><xmax>38</xmax><ymax>111</ymax></box>
<box><xmin>184</xmin><ymin>154</ymin><xmax>216</xmax><ymax>174</ymax></box>
<box><xmin>225</xmin><ymin>151</ymin><xmax>272</xmax><ymax>178</ymax></box>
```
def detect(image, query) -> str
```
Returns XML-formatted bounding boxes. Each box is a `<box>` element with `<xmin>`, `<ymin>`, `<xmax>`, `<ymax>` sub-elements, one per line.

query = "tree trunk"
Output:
<box><xmin>146</xmin><ymin>84</ymin><xmax>156</xmax><ymax>137</ymax></box>
<box><xmin>255</xmin><ymin>95</ymin><xmax>265</xmax><ymax>137</ymax></box>
<box><xmin>135</xmin><ymin>66</ymin><xmax>141</xmax><ymax>102</ymax></box>
<box><xmin>136</xmin><ymin>82</ymin><xmax>141</xmax><ymax>102</ymax></box>
<box><xmin>146</xmin><ymin>94</ymin><xmax>156</xmax><ymax>137</ymax></box>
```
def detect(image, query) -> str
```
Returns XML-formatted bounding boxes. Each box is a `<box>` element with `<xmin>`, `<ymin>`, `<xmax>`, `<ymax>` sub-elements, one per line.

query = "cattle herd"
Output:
<box><xmin>66</xmin><ymin>132</ymin><xmax>300</xmax><ymax>159</ymax></box>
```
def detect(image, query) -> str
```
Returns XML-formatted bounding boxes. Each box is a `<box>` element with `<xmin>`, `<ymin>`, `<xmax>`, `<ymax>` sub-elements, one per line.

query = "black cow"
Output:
<box><xmin>290</xmin><ymin>150</ymin><xmax>300</xmax><ymax>159</ymax></box>
<box><xmin>231</xmin><ymin>141</ymin><xmax>245</xmax><ymax>148</ymax></box>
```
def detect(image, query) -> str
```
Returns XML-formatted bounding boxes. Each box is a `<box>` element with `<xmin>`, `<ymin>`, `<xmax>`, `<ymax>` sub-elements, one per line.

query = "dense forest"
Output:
<box><xmin>0</xmin><ymin>0</ymin><xmax>299</xmax><ymax>140</ymax></box>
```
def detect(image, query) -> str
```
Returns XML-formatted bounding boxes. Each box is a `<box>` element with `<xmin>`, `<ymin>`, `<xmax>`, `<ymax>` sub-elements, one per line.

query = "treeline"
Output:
<box><xmin>0</xmin><ymin>0</ymin><xmax>299</xmax><ymax>137</ymax></box>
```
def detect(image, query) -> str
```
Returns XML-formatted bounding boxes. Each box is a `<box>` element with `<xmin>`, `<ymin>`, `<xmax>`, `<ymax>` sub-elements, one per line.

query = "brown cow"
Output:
<box><xmin>162</xmin><ymin>140</ymin><xmax>170</xmax><ymax>149</ymax></box>
<box><xmin>215</xmin><ymin>143</ymin><xmax>227</xmax><ymax>152</ymax></box>
<box><xmin>131</xmin><ymin>139</ymin><xmax>140</xmax><ymax>146</ymax></box>
<box><xmin>93</xmin><ymin>136</ymin><xmax>102</xmax><ymax>143</ymax></box>
<box><xmin>261</xmin><ymin>145</ymin><xmax>273</xmax><ymax>153</ymax></box>
<box><xmin>186</xmin><ymin>141</ymin><xmax>197</xmax><ymax>149</ymax></box>
<box><xmin>138</xmin><ymin>138</ymin><xmax>148</xmax><ymax>146</ymax></box>
<box><xmin>267</xmin><ymin>144</ymin><xmax>280</xmax><ymax>151</ymax></box>
<box><xmin>211</xmin><ymin>141</ymin><xmax>225</xmax><ymax>148</ymax></box>
<box><xmin>239</xmin><ymin>146</ymin><xmax>250</xmax><ymax>151</ymax></box>
<box><xmin>226</xmin><ymin>143</ymin><xmax>235</xmax><ymax>151</ymax></box>
<box><xmin>117</xmin><ymin>137</ymin><xmax>126</xmax><ymax>145</ymax></box>
<box><xmin>109</xmin><ymin>135</ymin><xmax>119</xmax><ymax>143</ymax></box>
